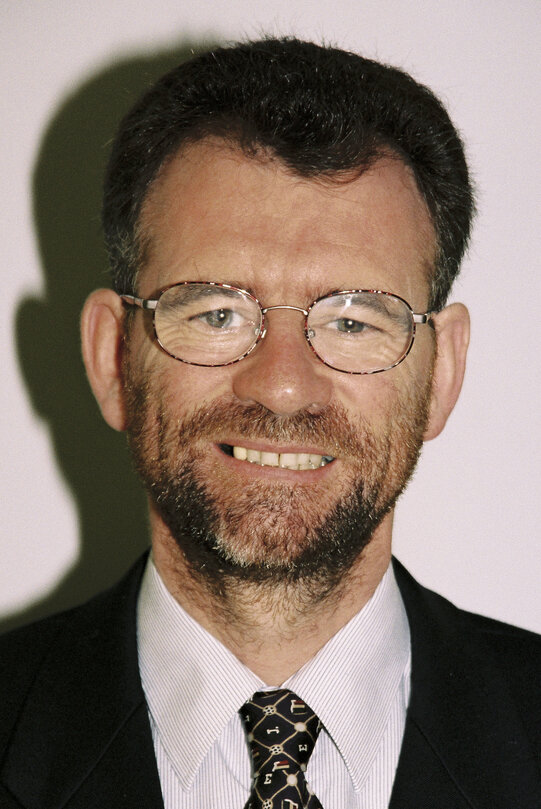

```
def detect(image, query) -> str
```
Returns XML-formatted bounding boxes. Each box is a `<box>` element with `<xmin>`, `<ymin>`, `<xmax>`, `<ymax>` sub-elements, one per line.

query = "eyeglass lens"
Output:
<box><xmin>154</xmin><ymin>283</ymin><xmax>414</xmax><ymax>373</ymax></box>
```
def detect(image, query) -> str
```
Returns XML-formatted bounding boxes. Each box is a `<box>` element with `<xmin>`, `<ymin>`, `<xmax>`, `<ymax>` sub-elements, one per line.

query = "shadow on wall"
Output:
<box><xmin>2</xmin><ymin>40</ymin><xmax>216</xmax><ymax>634</ymax></box>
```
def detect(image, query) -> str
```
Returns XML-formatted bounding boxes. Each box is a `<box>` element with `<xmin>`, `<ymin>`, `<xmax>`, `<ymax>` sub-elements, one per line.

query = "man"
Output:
<box><xmin>1</xmin><ymin>37</ymin><xmax>539</xmax><ymax>809</ymax></box>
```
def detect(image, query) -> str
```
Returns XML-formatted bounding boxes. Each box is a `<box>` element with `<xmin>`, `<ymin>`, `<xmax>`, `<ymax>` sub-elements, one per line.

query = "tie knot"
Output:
<box><xmin>240</xmin><ymin>688</ymin><xmax>321</xmax><ymax>777</ymax></box>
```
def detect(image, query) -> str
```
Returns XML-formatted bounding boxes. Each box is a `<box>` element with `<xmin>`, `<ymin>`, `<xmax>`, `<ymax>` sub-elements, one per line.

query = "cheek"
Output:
<box><xmin>337</xmin><ymin>358</ymin><xmax>433</xmax><ymax>436</ymax></box>
<box><xmin>335</xmin><ymin>373</ymin><xmax>401</xmax><ymax>426</ymax></box>
<box><xmin>148</xmin><ymin>361</ymin><xmax>238</xmax><ymax>421</ymax></box>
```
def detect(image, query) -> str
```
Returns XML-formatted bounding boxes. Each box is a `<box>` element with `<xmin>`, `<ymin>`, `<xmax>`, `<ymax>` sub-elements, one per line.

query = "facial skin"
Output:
<box><xmin>82</xmin><ymin>140</ymin><xmax>469</xmax><ymax>680</ymax></box>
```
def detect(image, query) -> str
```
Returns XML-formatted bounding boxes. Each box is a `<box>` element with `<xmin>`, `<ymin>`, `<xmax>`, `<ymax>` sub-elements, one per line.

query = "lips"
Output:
<box><xmin>220</xmin><ymin>444</ymin><xmax>335</xmax><ymax>470</ymax></box>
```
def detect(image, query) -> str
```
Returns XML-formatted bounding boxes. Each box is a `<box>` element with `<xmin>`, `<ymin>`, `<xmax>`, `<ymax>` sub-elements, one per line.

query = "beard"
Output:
<box><xmin>124</xmin><ymin>364</ymin><xmax>432</xmax><ymax>604</ymax></box>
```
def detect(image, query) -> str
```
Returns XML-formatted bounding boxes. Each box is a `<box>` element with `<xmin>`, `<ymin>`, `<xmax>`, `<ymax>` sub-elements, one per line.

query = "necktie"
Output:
<box><xmin>240</xmin><ymin>689</ymin><xmax>324</xmax><ymax>809</ymax></box>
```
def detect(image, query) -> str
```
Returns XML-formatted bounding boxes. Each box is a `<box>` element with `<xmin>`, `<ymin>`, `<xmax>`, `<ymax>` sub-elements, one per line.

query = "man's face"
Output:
<box><xmin>124</xmin><ymin>141</ymin><xmax>437</xmax><ymax>591</ymax></box>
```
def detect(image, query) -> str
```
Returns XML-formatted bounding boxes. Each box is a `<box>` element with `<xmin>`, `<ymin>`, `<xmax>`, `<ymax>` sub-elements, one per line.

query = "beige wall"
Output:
<box><xmin>2</xmin><ymin>0</ymin><xmax>540</xmax><ymax>632</ymax></box>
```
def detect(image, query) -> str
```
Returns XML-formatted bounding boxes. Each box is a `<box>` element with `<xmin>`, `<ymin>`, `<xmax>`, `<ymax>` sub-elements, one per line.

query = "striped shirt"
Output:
<box><xmin>137</xmin><ymin>558</ymin><xmax>411</xmax><ymax>808</ymax></box>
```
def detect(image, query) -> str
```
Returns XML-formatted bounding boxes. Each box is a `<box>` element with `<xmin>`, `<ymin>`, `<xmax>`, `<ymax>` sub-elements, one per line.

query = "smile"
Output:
<box><xmin>220</xmin><ymin>445</ymin><xmax>335</xmax><ymax>470</ymax></box>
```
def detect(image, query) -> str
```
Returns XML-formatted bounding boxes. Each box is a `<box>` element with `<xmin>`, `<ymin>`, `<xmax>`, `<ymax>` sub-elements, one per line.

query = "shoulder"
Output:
<box><xmin>0</xmin><ymin>555</ymin><xmax>148</xmax><ymax>752</ymax></box>
<box><xmin>0</xmin><ymin>612</ymin><xmax>63</xmax><ymax>749</ymax></box>
<box><xmin>393</xmin><ymin>557</ymin><xmax>541</xmax><ymax>733</ymax></box>
<box><xmin>393</xmin><ymin>555</ymin><xmax>541</xmax><ymax>650</ymax></box>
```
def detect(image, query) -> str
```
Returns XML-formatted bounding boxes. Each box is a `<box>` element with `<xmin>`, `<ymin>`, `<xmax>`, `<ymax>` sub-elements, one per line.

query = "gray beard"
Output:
<box><xmin>125</xmin><ymin>379</ymin><xmax>431</xmax><ymax>606</ymax></box>
<box><xmin>147</xmin><ymin>447</ymin><xmax>384</xmax><ymax>600</ymax></box>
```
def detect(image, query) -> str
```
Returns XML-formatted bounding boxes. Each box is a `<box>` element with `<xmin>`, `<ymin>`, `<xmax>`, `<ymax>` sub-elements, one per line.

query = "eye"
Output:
<box><xmin>331</xmin><ymin>317</ymin><xmax>373</xmax><ymax>334</ymax></box>
<box><xmin>192</xmin><ymin>308</ymin><xmax>243</xmax><ymax>329</ymax></box>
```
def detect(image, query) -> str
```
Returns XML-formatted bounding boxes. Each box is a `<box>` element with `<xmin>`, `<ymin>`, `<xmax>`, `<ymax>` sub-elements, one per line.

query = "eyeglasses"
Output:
<box><xmin>121</xmin><ymin>281</ymin><xmax>433</xmax><ymax>374</ymax></box>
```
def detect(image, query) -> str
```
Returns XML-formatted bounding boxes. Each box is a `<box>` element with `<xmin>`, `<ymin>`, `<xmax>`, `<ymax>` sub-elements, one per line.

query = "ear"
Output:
<box><xmin>81</xmin><ymin>289</ymin><xmax>127</xmax><ymax>432</ymax></box>
<box><xmin>424</xmin><ymin>302</ymin><xmax>470</xmax><ymax>441</ymax></box>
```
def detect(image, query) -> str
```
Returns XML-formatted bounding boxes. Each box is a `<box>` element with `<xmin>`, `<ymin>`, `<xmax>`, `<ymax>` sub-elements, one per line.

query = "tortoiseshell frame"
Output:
<box><xmin>121</xmin><ymin>280</ymin><xmax>433</xmax><ymax>375</ymax></box>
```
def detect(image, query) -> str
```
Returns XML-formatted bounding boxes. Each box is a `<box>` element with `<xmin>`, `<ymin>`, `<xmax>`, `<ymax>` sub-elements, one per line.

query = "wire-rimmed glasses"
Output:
<box><xmin>121</xmin><ymin>281</ymin><xmax>433</xmax><ymax>374</ymax></box>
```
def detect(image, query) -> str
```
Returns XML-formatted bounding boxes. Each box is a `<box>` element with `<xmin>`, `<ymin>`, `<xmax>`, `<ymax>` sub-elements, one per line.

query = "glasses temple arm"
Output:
<box><xmin>120</xmin><ymin>294</ymin><xmax>158</xmax><ymax>311</ymax></box>
<box><xmin>412</xmin><ymin>312</ymin><xmax>434</xmax><ymax>324</ymax></box>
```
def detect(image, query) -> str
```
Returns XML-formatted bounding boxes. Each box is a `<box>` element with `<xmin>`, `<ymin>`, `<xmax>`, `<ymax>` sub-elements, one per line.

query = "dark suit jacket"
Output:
<box><xmin>0</xmin><ymin>555</ymin><xmax>540</xmax><ymax>808</ymax></box>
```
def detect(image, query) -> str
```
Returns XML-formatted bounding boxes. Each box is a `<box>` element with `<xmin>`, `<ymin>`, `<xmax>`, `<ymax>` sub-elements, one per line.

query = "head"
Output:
<box><xmin>83</xmin><ymin>38</ymin><xmax>472</xmax><ymax>604</ymax></box>
<box><xmin>103</xmin><ymin>37</ymin><xmax>474</xmax><ymax>312</ymax></box>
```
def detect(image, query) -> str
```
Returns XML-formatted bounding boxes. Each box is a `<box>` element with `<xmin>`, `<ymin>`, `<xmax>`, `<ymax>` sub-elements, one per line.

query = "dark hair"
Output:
<box><xmin>103</xmin><ymin>37</ymin><xmax>474</xmax><ymax>310</ymax></box>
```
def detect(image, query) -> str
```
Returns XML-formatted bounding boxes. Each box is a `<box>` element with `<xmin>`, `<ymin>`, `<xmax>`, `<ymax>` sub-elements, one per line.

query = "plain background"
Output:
<box><xmin>1</xmin><ymin>0</ymin><xmax>540</xmax><ymax>633</ymax></box>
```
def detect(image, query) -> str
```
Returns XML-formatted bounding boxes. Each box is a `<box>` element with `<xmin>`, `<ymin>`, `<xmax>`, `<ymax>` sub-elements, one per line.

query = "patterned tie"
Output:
<box><xmin>240</xmin><ymin>689</ymin><xmax>324</xmax><ymax>809</ymax></box>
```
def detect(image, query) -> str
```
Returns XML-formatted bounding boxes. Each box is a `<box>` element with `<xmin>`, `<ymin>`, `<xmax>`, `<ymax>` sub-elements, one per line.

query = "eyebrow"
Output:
<box><xmin>164</xmin><ymin>284</ymin><xmax>251</xmax><ymax>303</ymax></box>
<box><xmin>322</xmin><ymin>292</ymin><xmax>395</xmax><ymax>313</ymax></box>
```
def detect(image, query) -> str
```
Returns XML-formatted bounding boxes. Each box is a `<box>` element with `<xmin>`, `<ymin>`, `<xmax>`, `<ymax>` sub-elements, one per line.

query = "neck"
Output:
<box><xmin>151</xmin><ymin>511</ymin><xmax>393</xmax><ymax>685</ymax></box>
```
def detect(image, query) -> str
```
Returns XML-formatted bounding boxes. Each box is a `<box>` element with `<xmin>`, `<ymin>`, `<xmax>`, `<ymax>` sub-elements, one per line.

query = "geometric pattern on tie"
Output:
<box><xmin>239</xmin><ymin>689</ymin><xmax>324</xmax><ymax>809</ymax></box>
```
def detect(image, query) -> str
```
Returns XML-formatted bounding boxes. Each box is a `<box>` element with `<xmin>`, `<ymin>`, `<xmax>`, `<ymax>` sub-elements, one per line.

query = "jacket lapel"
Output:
<box><xmin>393</xmin><ymin>558</ymin><xmax>541</xmax><ymax>809</ymax></box>
<box><xmin>389</xmin><ymin>716</ymin><xmax>473</xmax><ymax>808</ymax></box>
<box><xmin>60</xmin><ymin>703</ymin><xmax>164</xmax><ymax>809</ymax></box>
<box><xmin>0</xmin><ymin>782</ymin><xmax>26</xmax><ymax>809</ymax></box>
<box><xmin>1</xmin><ymin>556</ymin><xmax>164</xmax><ymax>809</ymax></box>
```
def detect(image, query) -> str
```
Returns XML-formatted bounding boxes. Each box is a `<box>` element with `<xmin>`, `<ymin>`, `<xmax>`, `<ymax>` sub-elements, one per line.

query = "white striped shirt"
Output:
<box><xmin>137</xmin><ymin>558</ymin><xmax>410</xmax><ymax>808</ymax></box>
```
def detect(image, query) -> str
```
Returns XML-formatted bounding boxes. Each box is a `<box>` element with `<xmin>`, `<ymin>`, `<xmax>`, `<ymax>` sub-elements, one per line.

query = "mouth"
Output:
<box><xmin>219</xmin><ymin>444</ymin><xmax>335</xmax><ymax>470</ymax></box>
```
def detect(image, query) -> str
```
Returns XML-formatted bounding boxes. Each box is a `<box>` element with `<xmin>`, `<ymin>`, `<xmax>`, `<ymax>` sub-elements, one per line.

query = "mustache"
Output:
<box><xmin>161</xmin><ymin>397</ymin><xmax>368</xmax><ymax>458</ymax></box>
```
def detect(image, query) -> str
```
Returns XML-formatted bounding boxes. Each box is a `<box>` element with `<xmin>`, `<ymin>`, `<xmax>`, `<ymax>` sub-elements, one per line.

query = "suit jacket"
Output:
<box><xmin>0</xmin><ymin>555</ymin><xmax>540</xmax><ymax>808</ymax></box>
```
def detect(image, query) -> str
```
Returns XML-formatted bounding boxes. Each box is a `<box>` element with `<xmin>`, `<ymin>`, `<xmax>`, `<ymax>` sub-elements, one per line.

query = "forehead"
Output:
<box><xmin>140</xmin><ymin>140</ymin><xmax>436</xmax><ymax>307</ymax></box>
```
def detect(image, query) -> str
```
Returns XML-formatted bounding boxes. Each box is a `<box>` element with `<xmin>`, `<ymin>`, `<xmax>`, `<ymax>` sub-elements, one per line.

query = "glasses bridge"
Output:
<box><xmin>261</xmin><ymin>304</ymin><xmax>309</xmax><ymax>316</ymax></box>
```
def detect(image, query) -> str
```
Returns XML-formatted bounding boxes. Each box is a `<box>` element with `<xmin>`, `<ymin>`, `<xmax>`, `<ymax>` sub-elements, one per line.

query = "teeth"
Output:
<box><xmin>280</xmin><ymin>453</ymin><xmax>299</xmax><ymax>468</ymax></box>
<box><xmin>231</xmin><ymin>446</ymin><xmax>334</xmax><ymax>469</ymax></box>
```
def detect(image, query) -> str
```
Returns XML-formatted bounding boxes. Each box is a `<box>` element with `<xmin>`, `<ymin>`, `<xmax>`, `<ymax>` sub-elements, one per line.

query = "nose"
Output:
<box><xmin>231</xmin><ymin>308</ymin><xmax>333</xmax><ymax>416</ymax></box>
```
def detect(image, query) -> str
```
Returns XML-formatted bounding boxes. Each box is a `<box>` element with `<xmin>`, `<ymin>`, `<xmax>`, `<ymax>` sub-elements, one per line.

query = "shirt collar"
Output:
<box><xmin>137</xmin><ymin>559</ymin><xmax>264</xmax><ymax>789</ymax></box>
<box><xmin>284</xmin><ymin>564</ymin><xmax>410</xmax><ymax>790</ymax></box>
<box><xmin>137</xmin><ymin>556</ymin><xmax>410</xmax><ymax>793</ymax></box>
